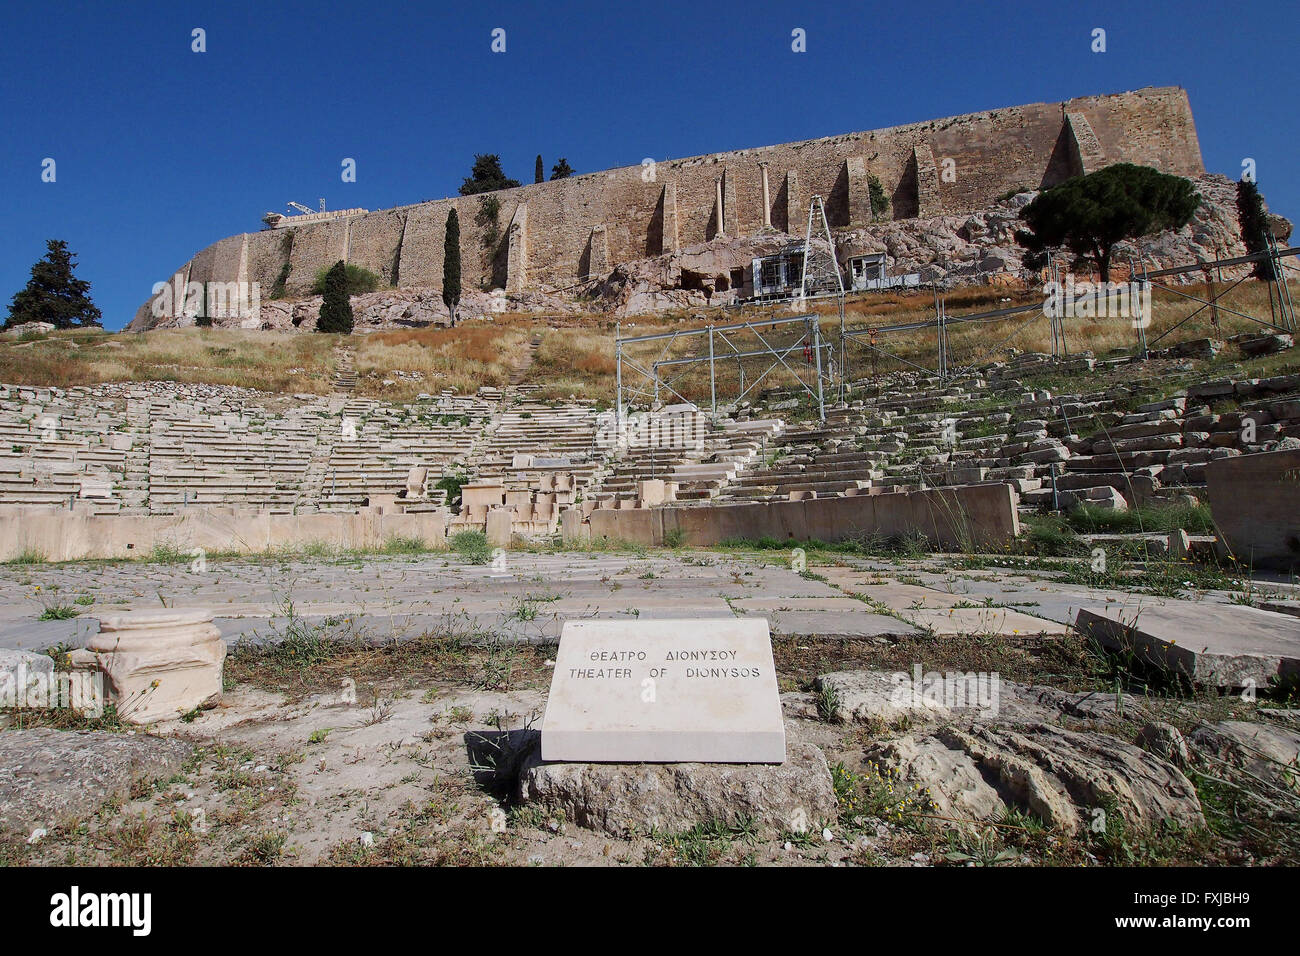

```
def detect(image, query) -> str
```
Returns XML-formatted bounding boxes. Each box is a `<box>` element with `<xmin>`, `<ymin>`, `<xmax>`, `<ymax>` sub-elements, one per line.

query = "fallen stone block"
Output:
<box><xmin>1260</xmin><ymin>373</ymin><xmax>1300</xmax><ymax>394</ymax></box>
<box><xmin>1187</xmin><ymin>379</ymin><xmax>1236</xmax><ymax>401</ymax></box>
<box><xmin>1076</xmin><ymin>604</ymin><xmax>1300</xmax><ymax>690</ymax></box>
<box><xmin>987</xmin><ymin>464</ymin><xmax>1035</xmax><ymax>480</ymax></box>
<box><xmin>938</xmin><ymin>466</ymin><xmax>987</xmax><ymax>485</ymax></box>
<box><xmin>1169</xmin><ymin>338</ymin><xmax>1219</xmax><ymax>361</ymax></box>
<box><xmin>0</xmin><ymin>649</ymin><xmax>54</xmax><ymax>703</ymax></box>
<box><xmin>1094</xmin><ymin>434</ymin><xmax>1184</xmax><ymax>455</ymax></box>
<box><xmin>1021</xmin><ymin>445</ymin><xmax>1070</xmax><ymax>465</ymax></box>
<box><xmin>1234</xmin><ymin>379</ymin><xmax>1267</xmax><ymax>399</ymax></box>
<box><xmin>1137</xmin><ymin>396</ymin><xmax>1187</xmax><ymax>414</ymax></box>
<box><xmin>1237</xmin><ymin>333</ymin><xmax>1294</xmax><ymax>357</ymax></box>
<box><xmin>1056</xmin><ymin>472</ymin><xmax>1157</xmax><ymax>504</ymax></box>
<box><xmin>1262</xmin><ymin>399</ymin><xmax>1300</xmax><ymax>423</ymax></box>
<box><xmin>1062</xmin><ymin>486</ymin><xmax>1127</xmax><ymax>510</ymax></box>
<box><xmin>1106</xmin><ymin>420</ymin><xmax>1182</xmax><ymax>441</ymax></box>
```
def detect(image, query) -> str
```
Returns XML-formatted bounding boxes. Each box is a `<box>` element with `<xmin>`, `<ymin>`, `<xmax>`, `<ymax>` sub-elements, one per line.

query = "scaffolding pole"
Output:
<box><xmin>1269</xmin><ymin>234</ymin><xmax>1297</xmax><ymax>331</ymax></box>
<box><xmin>708</xmin><ymin>325</ymin><xmax>716</xmax><ymax>416</ymax></box>
<box><xmin>811</xmin><ymin>315</ymin><xmax>825</xmax><ymax>421</ymax></box>
<box><xmin>614</xmin><ymin>322</ymin><xmax>623</xmax><ymax>430</ymax></box>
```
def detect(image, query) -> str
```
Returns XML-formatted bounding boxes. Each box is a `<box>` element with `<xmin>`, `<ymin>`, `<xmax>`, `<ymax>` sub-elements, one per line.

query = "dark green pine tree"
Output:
<box><xmin>1016</xmin><ymin>163</ymin><xmax>1200</xmax><ymax>282</ymax></box>
<box><xmin>6</xmin><ymin>239</ymin><xmax>102</xmax><ymax>329</ymax></box>
<box><xmin>1236</xmin><ymin>179</ymin><xmax>1276</xmax><ymax>280</ymax></box>
<box><xmin>550</xmin><ymin>158</ymin><xmax>574</xmax><ymax>180</ymax></box>
<box><xmin>316</xmin><ymin>260</ymin><xmax>354</xmax><ymax>334</ymax></box>
<box><xmin>535</xmin><ymin>155</ymin><xmax>544</xmax><ymax>184</ymax></box>
<box><xmin>459</xmin><ymin>154</ymin><xmax>521</xmax><ymax>195</ymax></box>
<box><xmin>442</xmin><ymin>209</ymin><xmax>462</xmax><ymax>326</ymax></box>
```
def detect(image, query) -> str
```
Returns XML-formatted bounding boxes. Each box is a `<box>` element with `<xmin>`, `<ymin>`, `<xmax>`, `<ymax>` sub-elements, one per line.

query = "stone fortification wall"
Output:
<box><xmin>132</xmin><ymin>86</ymin><xmax>1203</xmax><ymax>328</ymax></box>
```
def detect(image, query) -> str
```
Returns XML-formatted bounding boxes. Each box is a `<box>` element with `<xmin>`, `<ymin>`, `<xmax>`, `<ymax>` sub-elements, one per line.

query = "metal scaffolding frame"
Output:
<box><xmin>798</xmin><ymin>196</ymin><xmax>845</xmax><ymax>301</ymax></box>
<box><xmin>613</xmin><ymin>196</ymin><xmax>848</xmax><ymax>424</ymax></box>
<box><xmin>611</xmin><ymin>236</ymin><xmax>1300</xmax><ymax>419</ymax></box>
<box><xmin>1134</xmin><ymin>240</ymin><xmax>1298</xmax><ymax>354</ymax></box>
<box><xmin>614</xmin><ymin>313</ymin><xmax>833</xmax><ymax>423</ymax></box>
<box><xmin>839</xmin><ymin>243</ymin><xmax>1300</xmax><ymax>386</ymax></box>
<box><xmin>797</xmin><ymin>193</ymin><xmax>848</xmax><ymax>403</ymax></box>
<box><xmin>839</xmin><ymin>282</ymin><xmax>1058</xmax><ymax>386</ymax></box>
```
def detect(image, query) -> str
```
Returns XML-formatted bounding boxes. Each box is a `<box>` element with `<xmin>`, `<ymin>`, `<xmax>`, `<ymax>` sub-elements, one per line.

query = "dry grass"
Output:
<box><xmin>596</xmin><ymin>277</ymin><xmax>1300</xmax><ymax>404</ymax></box>
<box><xmin>3</xmin><ymin>275</ymin><xmax>1295</xmax><ymax>403</ymax></box>
<box><xmin>0</xmin><ymin>327</ymin><xmax>336</xmax><ymax>394</ymax></box>
<box><xmin>522</xmin><ymin>328</ymin><xmax>617</xmax><ymax>400</ymax></box>
<box><xmin>350</xmin><ymin>324</ymin><xmax>531</xmax><ymax>400</ymax></box>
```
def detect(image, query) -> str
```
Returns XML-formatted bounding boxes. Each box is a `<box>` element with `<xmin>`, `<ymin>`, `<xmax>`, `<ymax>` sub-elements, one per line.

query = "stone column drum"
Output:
<box><xmin>77</xmin><ymin>609</ymin><xmax>226</xmax><ymax>724</ymax></box>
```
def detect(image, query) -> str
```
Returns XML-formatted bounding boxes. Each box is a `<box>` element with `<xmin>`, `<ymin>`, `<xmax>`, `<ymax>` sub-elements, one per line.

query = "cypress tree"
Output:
<box><xmin>442</xmin><ymin>209</ymin><xmax>461</xmax><ymax>326</ymax></box>
<box><xmin>317</xmin><ymin>260</ymin><xmax>354</xmax><ymax>334</ymax></box>
<box><xmin>868</xmin><ymin>175</ymin><xmax>890</xmax><ymax>220</ymax></box>
<box><xmin>535</xmin><ymin>155</ymin><xmax>544</xmax><ymax>184</ymax></box>
<box><xmin>1236</xmin><ymin>179</ymin><xmax>1276</xmax><ymax>280</ymax></box>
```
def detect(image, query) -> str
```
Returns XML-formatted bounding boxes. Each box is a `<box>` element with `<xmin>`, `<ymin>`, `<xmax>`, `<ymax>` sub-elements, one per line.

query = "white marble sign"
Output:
<box><xmin>540</xmin><ymin>618</ymin><xmax>785</xmax><ymax>764</ymax></box>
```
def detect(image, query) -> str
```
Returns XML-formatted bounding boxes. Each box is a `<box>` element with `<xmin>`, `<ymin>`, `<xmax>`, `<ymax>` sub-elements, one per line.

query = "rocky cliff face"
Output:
<box><xmin>835</xmin><ymin>174</ymin><xmax>1273</xmax><ymax>286</ymax></box>
<box><xmin>137</xmin><ymin>287</ymin><xmax>590</xmax><ymax>333</ymax></box>
<box><xmin>594</xmin><ymin>174</ymin><xmax>1286</xmax><ymax>316</ymax></box>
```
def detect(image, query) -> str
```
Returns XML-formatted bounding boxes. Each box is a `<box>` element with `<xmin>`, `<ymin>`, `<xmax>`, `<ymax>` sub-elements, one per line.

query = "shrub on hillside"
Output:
<box><xmin>310</xmin><ymin>263</ymin><xmax>381</xmax><ymax>297</ymax></box>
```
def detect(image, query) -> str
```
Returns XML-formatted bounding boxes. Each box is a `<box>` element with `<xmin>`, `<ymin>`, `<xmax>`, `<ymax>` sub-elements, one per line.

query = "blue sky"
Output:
<box><xmin>2</xmin><ymin>0</ymin><xmax>1295</xmax><ymax>329</ymax></box>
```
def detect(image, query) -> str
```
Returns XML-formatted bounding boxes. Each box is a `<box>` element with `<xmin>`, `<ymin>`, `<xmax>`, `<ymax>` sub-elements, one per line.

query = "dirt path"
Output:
<box><xmin>508</xmin><ymin>334</ymin><xmax>541</xmax><ymax>386</ymax></box>
<box><xmin>331</xmin><ymin>345</ymin><xmax>357</xmax><ymax>393</ymax></box>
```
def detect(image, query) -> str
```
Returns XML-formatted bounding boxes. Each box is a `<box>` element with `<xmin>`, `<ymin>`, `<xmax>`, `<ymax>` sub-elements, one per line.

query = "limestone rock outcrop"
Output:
<box><xmin>818</xmin><ymin>670</ymin><xmax>1205</xmax><ymax>834</ymax></box>
<box><xmin>1190</xmin><ymin>720</ymin><xmax>1300</xmax><ymax>794</ymax></box>
<box><xmin>144</xmin><ymin>286</ymin><xmax>589</xmax><ymax>333</ymax></box>
<box><xmin>877</xmin><ymin>722</ymin><xmax>1205</xmax><ymax>834</ymax></box>
<box><xmin>598</xmin><ymin>234</ymin><xmax>791</xmax><ymax>314</ymax></box>
<box><xmin>516</xmin><ymin>739</ymin><xmax>838</xmax><ymax>838</ymax></box>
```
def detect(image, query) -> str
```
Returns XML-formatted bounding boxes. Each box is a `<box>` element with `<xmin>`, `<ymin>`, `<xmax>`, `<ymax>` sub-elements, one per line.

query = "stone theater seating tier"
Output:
<box><xmin>5</xmin><ymin>357</ymin><xmax>1300</xmax><ymax>560</ymax></box>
